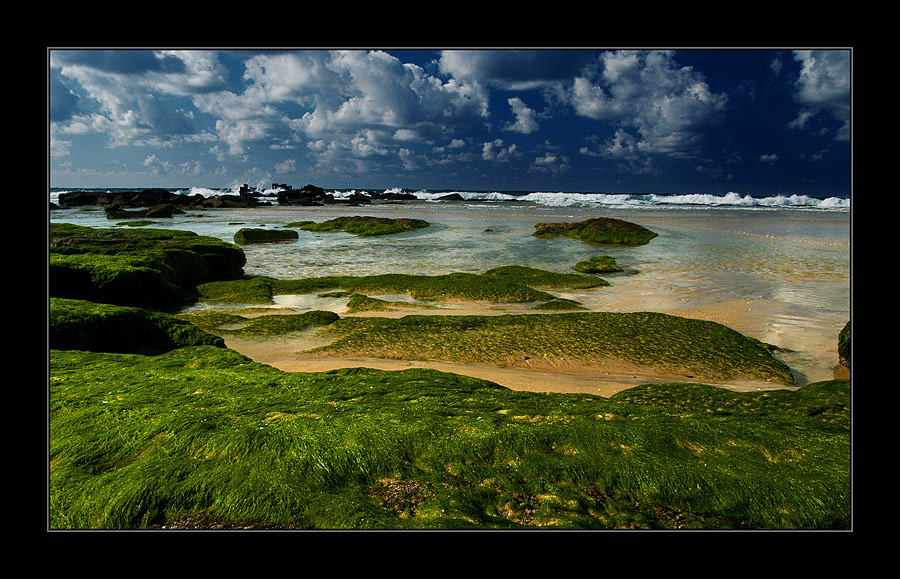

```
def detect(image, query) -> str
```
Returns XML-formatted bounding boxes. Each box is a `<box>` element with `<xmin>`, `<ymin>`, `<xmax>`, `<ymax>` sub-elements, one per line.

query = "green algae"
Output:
<box><xmin>50</xmin><ymin>224</ymin><xmax>246</xmax><ymax>308</ymax></box>
<box><xmin>49</xmin><ymin>345</ymin><xmax>849</xmax><ymax>530</ymax></box>
<box><xmin>482</xmin><ymin>265</ymin><xmax>608</xmax><ymax>289</ymax></box>
<box><xmin>574</xmin><ymin>255</ymin><xmax>623</xmax><ymax>274</ymax></box>
<box><xmin>47</xmin><ymin>222</ymin><xmax>848</xmax><ymax>530</ymax></box>
<box><xmin>534</xmin><ymin>217</ymin><xmax>658</xmax><ymax>246</ymax></box>
<box><xmin>50</xmin><ymin>298</ymin><xmax>225</xmax><ymax>354</ymax></box>
<box><xmin>288</xmin><ymin>216</ymin><xmax>430</xmax><ymax>236</ymax></box>
<box><xmin>197</xmin><ymin>272</ymin><xmax>556</xmax><ymax>306</ymax></box>
<box><xmin>178</xmin><ymin>310</ymin><xmax>339</xmax><ymax>336</ymax></box>
<box><xmin>307</xmin><ymin>312</ymin><xmax>794</xmax><ymax>385</ymax></box>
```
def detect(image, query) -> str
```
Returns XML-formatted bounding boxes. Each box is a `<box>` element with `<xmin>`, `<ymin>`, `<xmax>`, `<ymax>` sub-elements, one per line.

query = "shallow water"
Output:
<box><xmin>50</xmin><ymin>201</ymin><xmax>851</xmax><ymax>387</ymax></box>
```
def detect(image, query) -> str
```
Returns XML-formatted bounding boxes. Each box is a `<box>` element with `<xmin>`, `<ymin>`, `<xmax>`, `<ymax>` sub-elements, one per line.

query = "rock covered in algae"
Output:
<box><xmin>288</xmin><ymin>216</ymin><xmax>430</xmax><ymax>236</ymax></box>
<box><xmin>534</xmin><ymin>217</ymin><xmax>658</xmax><ymax>246</ymax></box>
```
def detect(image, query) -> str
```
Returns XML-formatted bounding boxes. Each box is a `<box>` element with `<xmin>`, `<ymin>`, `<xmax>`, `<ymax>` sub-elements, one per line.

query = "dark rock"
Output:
<box><xmin>234</xmin><ymin>228</ymin><xmax>300</xmax><ymax>244</ymax></box>
<box><xmin>436</xmin><ymin>193</ymin><xmax>465</xmax><ymax>201</ymax></box>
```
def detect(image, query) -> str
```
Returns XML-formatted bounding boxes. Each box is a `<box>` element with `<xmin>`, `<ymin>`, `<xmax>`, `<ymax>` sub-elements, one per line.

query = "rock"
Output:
<box><xmin>838</xmin><ymin>321</ymin><xmax>850</xmax><ymax>368</ymax></box>
<box><xmin>234</xmin><ymin>228</ymin><xmax>300</xmax><ymax>244</ymax></box>
<box><xmin>534</xmin><ymin>217</ymin><xmax>658</xmax><ymax>246</ymax></box>
<box><xmin>436</xmin><ymin>193</ymin><xmax>465</xmax><ymax>201</ymax></box>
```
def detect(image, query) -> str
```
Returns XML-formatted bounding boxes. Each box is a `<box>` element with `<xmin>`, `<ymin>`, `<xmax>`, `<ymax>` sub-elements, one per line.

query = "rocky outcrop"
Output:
<box><xmin>534</xmin><ymin>217</ymin><xmax>658</xmax><ymax>246</ymax></box>
<box><xmin>58</xmin><ymin>188</ymin><xmax>271</xmax><ymax>210</ymax></box>
<box><xmin>234</xmin><ymin>228</ymin><xmax>300</xmax><ymax>244</ymax></box>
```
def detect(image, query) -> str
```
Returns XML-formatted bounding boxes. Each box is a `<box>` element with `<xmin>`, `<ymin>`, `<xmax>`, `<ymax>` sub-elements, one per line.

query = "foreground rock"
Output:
<box><xmin>49</xmin><ymin>223</ymin><xmax>246</xmax><ymax>308</ymax></box>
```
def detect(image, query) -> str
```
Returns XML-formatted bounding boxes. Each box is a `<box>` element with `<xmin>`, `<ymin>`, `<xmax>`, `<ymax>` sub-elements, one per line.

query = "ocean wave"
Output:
<box><xmin>417</xmin><ymin>190</ymin><xmax>850</xmax><ymax>210</ymax></box>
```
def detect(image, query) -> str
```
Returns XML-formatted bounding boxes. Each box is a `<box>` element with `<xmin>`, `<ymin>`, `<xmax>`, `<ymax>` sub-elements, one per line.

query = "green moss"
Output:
<box><xmin>530</xmin><ymin>298</ymin><xmax>588</xmax><ymax>311</ymax></box>
<box><xmin>179</xmin><ymin>310</ymin><xmax>340</xmax><ymax>336</ymax></box>
<box><xmin>49</xmin><ymin>224</ymin><xmax>246</xmax><ymax>308</ymax></box>
<box><xmin>50</xmin><ymin>298</ymin><xmax>225</xmax><ymax>354</ymax></box>
<box><xmin>574</xmin><ymin>255</ymin><xmax>623</xmax><ymax>274</ymax></box>
<box><xmin>234</xmin><ymin>228</ymin><xmax>300</xmax><ymax>244</ymax></box>
<box><xmin>116</xmin><ymin>220</ymin><xmax>159</xmax><ymax>227</ymax></box>
<box><xmin>838</xmin><ymin>321</ymin><xmax>850</xmax><ymax>368</ymax></box>
<box><xmin>482</xmin><ymin>265</ymin><xmax>609</xmax><ymax>289</ymax></box>
<box><xmin>198</xmin><ymin>272</ymin><xmax>555</xmax><ymax>306</ymax></box>
<box><xmin>50</xmin><ymin>345</ymin><xmax>849</xmax><ymax>529</ymax></box>
<box><xmin>310</xmin><ymin>312</ymin><xmax>795</xmax><ymax>385</ymax></box>
<box><xmin>534</xmin><ymin>217</ymin><xmax>658</xmax><ymax>246</ymax></box>
<box><xmin>294</xmin><ymin>216</ymin><xmax>430</xmax><ymax>236</ymax></box>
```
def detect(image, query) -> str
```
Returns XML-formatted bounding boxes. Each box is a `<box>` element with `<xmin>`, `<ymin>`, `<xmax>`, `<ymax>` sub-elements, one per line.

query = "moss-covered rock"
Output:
<box><xmin>310</xmin><ymin>311</ymin><xmax>795</xmax><ymax>385</ymax></box>
<box><xmin>292</xmin><ymin>216</ymin><xmax>430</xmax><ymax>236</ymax></box>
<box><xmin>179</xmin><ymin>309</ymin><xmax>340</xmax><ymax>336</ymax></box>
<box><xmin>534</xmin><ymin>217</ymin><xmax>658</xmax><ymax>246</ymax></box>
<box><xmin>234</xmin><ymin>228</ymin><xmax>300</xmax><ymax>244</ymax></box>
<box><xmin>49</xmin><ymin>224</ymin><xmax>246</xmax><ymax>308</ymax></box>
<box><xmin>574</xmin><ymin>255</ymin><xmax>623</xmax><ymax>274</ymax></box>
<box><xmin>197</xmin><ymin>272</ymin><xmax>556</xmax><ymax>305</ymax></box>
<box><xmin>482</xmin><ymin>265</ymin><xmax>609</xmax><ymax>289</ymax></box>
<box><xmin>50</xmin><ymin>297</ymin><xmax>225</xmax><ymax>355</ymax></box>
<box><xmin>838</xmin><ymin>321</ymin><xmax>850</xmax><ymax>368</ymax></box>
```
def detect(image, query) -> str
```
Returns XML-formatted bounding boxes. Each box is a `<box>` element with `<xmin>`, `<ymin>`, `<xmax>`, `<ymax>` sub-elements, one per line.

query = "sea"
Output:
<box><xmin>49</xmin><ymin>186</ymin><xmax>851</xmax><ymax>387</ymax></box>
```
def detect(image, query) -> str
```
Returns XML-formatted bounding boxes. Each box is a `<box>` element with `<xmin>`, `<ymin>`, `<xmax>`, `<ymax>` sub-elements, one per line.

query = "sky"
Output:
<box><xmin>48</xmin><ymin>48</ymin><xmax>852</xmax><ymax>196</ymax></box>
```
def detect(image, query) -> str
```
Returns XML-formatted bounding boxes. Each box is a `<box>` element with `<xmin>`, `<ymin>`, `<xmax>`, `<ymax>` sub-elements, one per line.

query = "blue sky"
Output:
<box><xmin>49</xmin><ymin>48</ymin><xmax>851</xmax><ymax>196</ymax></box>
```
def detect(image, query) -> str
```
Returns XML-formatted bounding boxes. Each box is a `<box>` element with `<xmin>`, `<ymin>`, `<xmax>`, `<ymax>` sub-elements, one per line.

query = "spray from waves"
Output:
<box><xmin>414</xmin><ymin>190</ymin><xmax>850</xmax><ymax>210</ymax></box>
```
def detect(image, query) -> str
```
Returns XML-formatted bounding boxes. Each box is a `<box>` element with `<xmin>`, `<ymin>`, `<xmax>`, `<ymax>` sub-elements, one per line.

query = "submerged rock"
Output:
<box><xmin>234</xmin><ymin>228</ymin><xmax>300</xmax><ymax>244</ymax></box>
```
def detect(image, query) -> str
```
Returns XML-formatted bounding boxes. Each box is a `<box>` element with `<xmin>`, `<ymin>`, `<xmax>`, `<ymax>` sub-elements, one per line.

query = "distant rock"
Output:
<box><xmin>436</xmin><ymin>193</ymin><xmax>465</xmax><ymax>201</ymax></box>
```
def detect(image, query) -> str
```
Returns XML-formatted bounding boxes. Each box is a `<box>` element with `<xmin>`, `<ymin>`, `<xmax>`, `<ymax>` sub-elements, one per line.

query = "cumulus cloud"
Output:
<box><xmin>504</xmin><ymin>97</ymin><xmax>539</xmax><ymax>134</ymax></box>
<box><xmin>788</xmin><ymin>50</ymin><xmax>850</xmax><ymax>141</ymax></box>
<box><xmin>566</xmin><ymin>50</ymin><xmax>728</xmax><ymax>160</ymax></box>
<box><xmin>235</xmin><ymin>50</ymin><xmax>490</xmax><ymax>167</ymax></box>
<box><xmin>482</xmin><ymin>139</ymin><xmax>521</xmax><ymax>162</ymax></box>
<box><xmin>50</xmin><ymin>50</ymin><xmax>228</xmax><ymax>147</ymax></box>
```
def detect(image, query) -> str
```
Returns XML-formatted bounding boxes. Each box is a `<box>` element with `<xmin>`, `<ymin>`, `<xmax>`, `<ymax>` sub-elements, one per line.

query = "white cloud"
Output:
<box><xmin>758</xmin><ymin>153</ymin><xmax>778</xmax><ymax>164</ymax></box>
<box><xmin>482</xmin><ymin>139</ymin><xmax>520</xmax><ymax>162</ymax></box>
<box><xmin>504</xmin><ymin>97</ymin><xmax>539</xmax><ymax>134</ymax></box>
<box><xmin>567</xmin><ymin>50</ymin><xmax>728</xmax><ymax>159</ymax></box>
<box><xmin>50</xmin><ymin>50</ymin><xmax>228</xmax><ymax>147</ymax></box>
<box><xmin>789</xmin><ymin>50</ymin><xmax>850</xmax><ymax>141</ymax></box>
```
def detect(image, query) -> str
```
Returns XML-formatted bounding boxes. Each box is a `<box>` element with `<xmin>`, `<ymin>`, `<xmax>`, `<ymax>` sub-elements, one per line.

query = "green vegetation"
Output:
<box><xmin>305</xmin><ymin>312</ymin><xmax>794</xmax><ymax>385</ymax></box>
<box><xmin>234</xmin><ymin>228</ymin><xmax>299</xmax><ymax>244</ymax></box>
<box><xmin>47</xmin><ymin>223</ymin><xmax>849</xmax><ymax>530</ymax></box>
<box><xmin>483</xmin><ymin>265</ymin><xmax>608</xmax><ymax>290</ymax></box>
<box><xmin>197</xmin><ymin>272</ymin><xmax>557</xmax><ymax>305</ymax></box>
<box><xmin>534</xmin><ymin>217</ymin><xmax>658</xmax><ymax>246</ymax></box>
<box><xmin>530</xmin><ymin>298</ymin><xmax>588</xmax><ymax>311</ymax></box>
<box><xmin>288</xmin><ymin>216</ymin><xmax>430</xmax><ymax>236</ymax></box>
<box><xmin>180</xmin><ymin>310</ymin><xmax>340</xmax><ymax>337</ymax></box>
<box><xmin>50</xmin><ymin>345</ymin><xmax>849</xmax><ymax>529</ymax></box>
<box><xmin>838</xmin><ymin>321</ymin><xmax>850</xmax><ymax>368</ymax></box>
<box><xmin>50</xmin><ymin>298</ymin><xmax>225</xmax><ymax>354</ymax></box>
<box><xmin>49</xmin><ymin>224</ymin><xmax>246</xmax><ymax>308</ymax></box>
<box><xmin>575</xmin><ymin>255</ymin><xmax>623</xmax><ymax>274</ymax></box>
